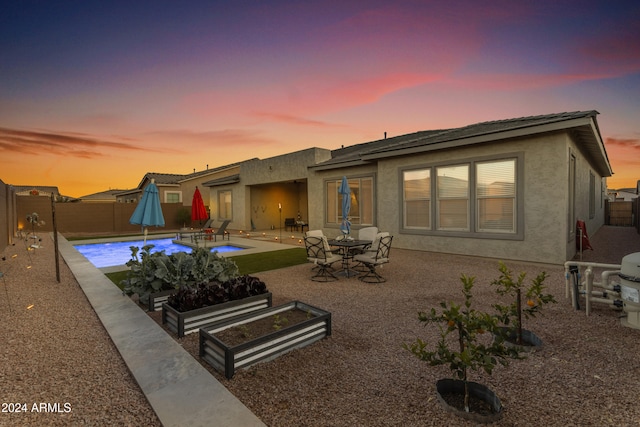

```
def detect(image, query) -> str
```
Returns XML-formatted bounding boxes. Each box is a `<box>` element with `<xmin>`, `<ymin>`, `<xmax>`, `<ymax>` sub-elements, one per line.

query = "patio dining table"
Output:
<box><xmin>327</xmin><ymin>238</ymin><xmax>372</xmax><ymax>278</ymax></box>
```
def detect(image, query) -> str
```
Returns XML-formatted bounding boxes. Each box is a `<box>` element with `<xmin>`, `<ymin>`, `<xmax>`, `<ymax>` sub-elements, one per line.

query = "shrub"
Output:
<box><xmin>405</xmin><ymin>274</ymin><xmax>522</xmax><ymax>413</ymax></box>
<box><xmin>491</xmin><ymin>262</ymin><xmax>555</xmax><ymax>345</ymax></box>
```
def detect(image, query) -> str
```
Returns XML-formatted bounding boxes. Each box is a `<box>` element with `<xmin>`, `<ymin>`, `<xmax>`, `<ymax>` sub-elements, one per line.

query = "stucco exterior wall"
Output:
<box><xmin>206</xmin><ymin>148</ymin><xmax>331</xmax><ymax>231</ymax></box>
<box><xmin>566</xmin><ymin>134</ymin><xmax>608</xmax><ymax>259</ymax></box>
<box><xmin>373</xmin><ymin>134</ymin><xmax>568</xmax><ymax>264</ymax></box>
<box><xmin>307</xmin><ymin>132</ymin><xmax>603</xmax><ymax>265</ymax></box>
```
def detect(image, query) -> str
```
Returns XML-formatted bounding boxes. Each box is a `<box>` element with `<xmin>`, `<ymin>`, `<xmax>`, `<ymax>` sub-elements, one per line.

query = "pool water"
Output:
<box><xmin>74</xmin><ymin>238</ymin><xmax>243</xmax><ymax>268</ymax></box>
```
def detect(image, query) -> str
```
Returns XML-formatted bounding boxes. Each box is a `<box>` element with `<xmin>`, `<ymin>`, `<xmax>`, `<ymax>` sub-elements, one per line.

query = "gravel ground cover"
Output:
<box><xmin>0</xmin><ymin>239</ymin><xmax>161</xmax><ymax>427</ymax></box>
<box><xmin>2</xmin><ymin>226</ymin><xmax>639</xmax><ymax>426</ymax></box>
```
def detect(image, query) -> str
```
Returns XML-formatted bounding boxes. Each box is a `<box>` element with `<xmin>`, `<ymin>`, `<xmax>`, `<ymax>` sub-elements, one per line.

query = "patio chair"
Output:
<box><xmin>306</xmin><ymin>229</ymin><xmax>324</xmax><ymax>238</ymax></box>
<box><xmin>304</xmin><ymin>236</ymin><xmax>343</xmax><ymax>282</ymax></box>
<box><xmin>353</xmin><ymin>235</ymin><xmax>393</xmax><ymax>283</ymax></box>
<box><xmin>349</xmin><ymin>226</ymin><xmax>379</xmax><ymax>256</ymax></box>
<box><xmin>182</xmin><ymin>218</ymin><xmax>213</xmax><ymax>241</ymax></box>
<box><xmin>284</xmin><ymin>218</ymin><xmax>297</xmax><ymax>232</ymax></box>
<box><xmin>208</xmin><ymin>220</ymin><xmax>231</xmax><ymax>241</ymax></box>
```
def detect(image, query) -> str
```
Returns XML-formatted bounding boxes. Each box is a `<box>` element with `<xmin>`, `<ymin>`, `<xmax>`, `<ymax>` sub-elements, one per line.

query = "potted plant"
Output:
<box><xmin>491</xmin><ymin>262</ymin><xmax>555</xmax><ymax>349</ymax></box>
<box><xmin>405</xmin><ymin>274</ymin><xmax>522</xmax><ymax>423</ymax></box>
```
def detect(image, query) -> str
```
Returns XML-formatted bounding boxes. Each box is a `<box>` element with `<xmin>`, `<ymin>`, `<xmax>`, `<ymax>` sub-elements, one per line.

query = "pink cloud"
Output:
<box><xmin>575</xmin><ymin>21</ymin><xmax>640</xmax><ymax>76</ymax></box>
<box><xmin>606</xmin><ymin>137</ymin><xmax>640</xmax><ymax>150</ymax></box>
<box><xmin>183</xmin><ymin>71</ymin><xmax>442</xmax><ymax>126</ymax></box>
<box><xmin>448</xmin><ymin>72</ymin><xmax>615</xmax><ymax>91</ymax></box>
<box><xmin>0</xmin><ymin>127</ymin><xmax>150</xmax><ymax>158</ymax></box>
<box><xmin>144</xmin><ymin>128</ymin><xmax>278</xmax><ymax>148</ymax></box>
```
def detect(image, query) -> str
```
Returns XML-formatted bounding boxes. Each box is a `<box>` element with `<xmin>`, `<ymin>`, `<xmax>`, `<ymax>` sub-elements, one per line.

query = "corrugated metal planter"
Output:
<box><xmin>199</xmin><ymin>301</ymin><xmax>331</xmax><ymax>379</ymax></box>
<box><xmin>162</xmin><ymin>293</ymin><xmax>272</xmax><ymax>338</ymax></box>
<box><xmin>140</xmin><ymin>289</ymin><xmax>176</xmax><ymax>312</ymax></box>
<box><xmin>436</xmin><ymin>379</ymin><xmax>502</xmax><ymax>423</ymax></box>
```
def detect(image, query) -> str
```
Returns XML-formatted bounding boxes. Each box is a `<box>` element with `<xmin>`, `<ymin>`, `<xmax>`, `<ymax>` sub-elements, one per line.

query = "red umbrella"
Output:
<box><xmin>191</xmin><ymin>187</ymin><xmax>208</xmax><ymax>226</ymax></box>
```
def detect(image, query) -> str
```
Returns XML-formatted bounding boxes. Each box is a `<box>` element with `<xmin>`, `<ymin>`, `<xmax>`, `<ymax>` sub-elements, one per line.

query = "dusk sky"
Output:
<box><xmin>1</xmin><ymin>1</ymin><xmax>639</xmax><ymax>197</ymax></box>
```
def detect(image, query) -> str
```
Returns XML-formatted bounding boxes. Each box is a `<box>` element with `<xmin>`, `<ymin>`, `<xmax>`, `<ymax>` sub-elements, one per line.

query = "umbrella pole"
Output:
<box><xmin>143</xmin><ymin>228</ymin><xmax>148</xmax><ymax>244</ymax></box>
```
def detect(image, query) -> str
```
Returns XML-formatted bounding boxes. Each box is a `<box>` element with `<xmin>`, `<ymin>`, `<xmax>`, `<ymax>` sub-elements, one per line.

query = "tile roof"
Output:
<box><xmin>12</xmin><ymin>185</ymin><xmax>61</xmax><ymax>196</ymax></box>
<box><xmin>312</xmin><ymin>111</ymin><xmax>611</xmax><ymax>176</ymax></box>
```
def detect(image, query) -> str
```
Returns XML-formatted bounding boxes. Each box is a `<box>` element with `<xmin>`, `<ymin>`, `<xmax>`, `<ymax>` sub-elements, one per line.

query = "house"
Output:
<box><xmin>13</xmin><ymin>185</ymin><xmax>61</xmax><ymax>198</ymax></box>
<box><xmin>78</xmin><ymin>189</ymin><xmax>128</xmax><ymax>202</ymax></box>
<box><xmin>607</xmin><ymin>188</ymin><xmax>638</xmax><ymax>202</ymax></box>
<box><xmin>123</xmin><ymin>110</ymin><xmax>613</xmax><ymax>265</ymax></box>
<box><xmin>306</xmin><ymin>110</ymin><xmax>612</xmax><ymax>265</ymax></box>
<box><xmin>115</xmin><ymin>160</ymin><xmax>256</xmax><ymax>206</ymax></box>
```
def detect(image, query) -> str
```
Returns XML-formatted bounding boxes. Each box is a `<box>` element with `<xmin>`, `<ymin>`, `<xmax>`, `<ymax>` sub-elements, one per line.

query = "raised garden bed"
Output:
<box><xmin>162</xmin><ymin>293</ymin><xmax>272</xmax><ymax>337</ymax></box>
<box><xmin>199</xmin><ymin>301</ymin><xmax>331</xmax><ymax>379</ymax></box>
<box><xmin>140</xmin><ymin>289</ymin><xmax>176</xmax><ymax>312</ymax></box>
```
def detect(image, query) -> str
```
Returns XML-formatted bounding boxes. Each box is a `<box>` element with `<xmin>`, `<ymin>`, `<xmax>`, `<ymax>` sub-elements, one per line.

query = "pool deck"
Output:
<box><xmin>59</xmin><ymin>233</ymin><xmax>304</xmax><ymax>427</ymax></box>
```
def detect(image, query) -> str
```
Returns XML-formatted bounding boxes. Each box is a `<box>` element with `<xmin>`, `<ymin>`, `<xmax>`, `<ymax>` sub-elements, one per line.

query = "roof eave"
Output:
<box><xmin>308</xmin><ymin>159</ymin><xmax>372</xmax><ymax>171</ymax></box>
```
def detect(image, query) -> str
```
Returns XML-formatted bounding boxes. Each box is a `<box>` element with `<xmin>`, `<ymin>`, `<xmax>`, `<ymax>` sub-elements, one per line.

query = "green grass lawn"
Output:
<box><xmin>106</xmin><ymin>247</ymin><xmax>308</xmax><ymax>288</ymax></box>
<box><xmin>229</xmin><ymin>247</ymin><xmax>307</xmax><ymax>275</ymax></box>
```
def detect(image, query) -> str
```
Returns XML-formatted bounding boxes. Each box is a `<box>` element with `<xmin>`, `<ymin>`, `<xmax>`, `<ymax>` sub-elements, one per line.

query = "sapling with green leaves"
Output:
<box><xmin>491</xmin><ymin>262</ymin><xmax>555</xmax><ymax>345</ymax></box>
<box><xmin>405</xmin><ymin>275</ymin><xmax>522</xmax><ymax>413</ymax></box>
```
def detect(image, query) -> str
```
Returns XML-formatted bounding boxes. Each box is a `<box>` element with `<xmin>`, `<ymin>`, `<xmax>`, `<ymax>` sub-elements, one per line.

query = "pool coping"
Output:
<box><xmin>57</xmin><ymin>233</ymin><xmax>267</xmax><ymax>427</ymax></box>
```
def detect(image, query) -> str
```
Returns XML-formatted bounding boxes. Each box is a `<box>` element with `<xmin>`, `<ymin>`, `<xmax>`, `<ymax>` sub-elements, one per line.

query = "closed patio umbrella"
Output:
<box><xmin>191</xmin><ymin>186</ymin><xmax>208</xmax><ymax>226</ymax></box>
<box><xmin>339</xmin><ymin>176</ymin><xmax>351</xmax><ymax>236</ymax></box>
<box><xmin>130</xmin><ymin>179</ymin><xmax>165</xmax><ymax>244</ymax></box>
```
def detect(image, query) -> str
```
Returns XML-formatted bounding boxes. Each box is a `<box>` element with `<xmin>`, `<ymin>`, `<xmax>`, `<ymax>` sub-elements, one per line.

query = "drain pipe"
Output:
<box><xmin>584</xmin><ymin>267</ymin><xmax>622</xmax><ymax>315</ymax></box>
<box><xmin>564</xmin><ymin>261</ymin><xmax>623</xmax><ymax>312</ymax></box>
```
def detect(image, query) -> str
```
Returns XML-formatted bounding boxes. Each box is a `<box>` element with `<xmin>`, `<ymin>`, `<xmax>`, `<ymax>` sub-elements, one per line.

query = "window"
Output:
<box><xmin>165</xmin><ymin>191</ymin><xmax>182</xmax><ymax>203</ymax></box>
<box><xmin>218</xmin><ymin>190</ymin><xmax>232</xmax><ymax>220</ymax></box>
<box><xmin>477</xmin><ymin>159</ymin><xmax>516</xmax><ymax>233</ymax></box>
<box><xmin>437</xmin><ymin>165</ymin><xmax>469</xmax><ymax>230</ymax></box>
<box><xmin>403</xmin><ymin>170</ymin><xmax>431</xmax><ymax>229</ymax></box>
<box><xmin>401</xmin><ymin>155</ymin><xmax>521</xmax><ymax>238</ymax></box>
<box><xmin>326</xmin><ymin>177</ymin><xmax>374</xmax><ymax>226</ymax></box>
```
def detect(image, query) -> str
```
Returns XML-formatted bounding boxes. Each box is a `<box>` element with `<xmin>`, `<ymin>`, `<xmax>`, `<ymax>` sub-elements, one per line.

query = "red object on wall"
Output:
<box><xmin>576</xmin><ymin>220</ymin><xmax>593</xmax><ymax>251</ymax></box>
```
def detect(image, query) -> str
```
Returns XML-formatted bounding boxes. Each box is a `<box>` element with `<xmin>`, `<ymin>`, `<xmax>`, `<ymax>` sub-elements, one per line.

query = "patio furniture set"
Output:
<box><xmin>179</xmin><ymin>219</ymin><xmax>231</xmax><ymax>243</ymax></box>
<box><xmin>303</xmin><ymin>227</ymin><xmax>393</xmax><ymax>283</ymax></box>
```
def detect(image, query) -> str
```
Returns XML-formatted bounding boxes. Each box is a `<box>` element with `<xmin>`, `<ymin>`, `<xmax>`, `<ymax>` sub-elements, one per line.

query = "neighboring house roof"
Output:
<box><xmin>134</xmin><ymin>159</ymin><xmax>257</xmax><ymax>190</ymax></box>
<box><xmin>311</xmin><ymin>111</ymin><xmax>613</xmax><ymax>176</ymax></box>
<box><xmin>13</xmin><ymin>185</ymin><xmax>61</xmax><ymax>197</ymax></box>
<box><xmin>78</xmin><ymin>189</ymin><xmax>128</xmax><ymax>201</ymax></box>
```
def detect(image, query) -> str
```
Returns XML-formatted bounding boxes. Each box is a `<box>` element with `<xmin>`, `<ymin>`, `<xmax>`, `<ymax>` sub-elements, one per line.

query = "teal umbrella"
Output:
<box><xmin>339</xmin><ymin>176</ymin><xmax>351</xmax><ymax>236</ymax></box>
<box><xmin>130</xmin><ymin>179</ymin><xmax>165</xmax><ymax>243</ymax></box>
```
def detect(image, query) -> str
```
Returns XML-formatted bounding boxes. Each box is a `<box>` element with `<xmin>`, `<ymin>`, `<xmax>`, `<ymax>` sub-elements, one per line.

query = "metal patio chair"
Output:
<box><xmin>304</xmin><ymin>236</ymin><xmax>343</xmax><ymax>282</ymax></box>
<box><xmin>353</xmin><ymin>235</ymin><xmax>393</xmax><ymax>283</ymax></box>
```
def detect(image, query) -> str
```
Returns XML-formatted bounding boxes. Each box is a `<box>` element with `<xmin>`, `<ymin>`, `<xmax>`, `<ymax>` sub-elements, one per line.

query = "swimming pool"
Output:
<box><xmin>74</xmin><ymin>238</ymin><xmax>244</xmax><ymax>268</ymax></box>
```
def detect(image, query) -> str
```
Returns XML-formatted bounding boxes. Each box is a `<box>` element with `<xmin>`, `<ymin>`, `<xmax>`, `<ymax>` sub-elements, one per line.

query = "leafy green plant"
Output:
<box><xmin>491</xmin><ymin>262</ymin><xmax>555</xmax><ymax>345</ymax></box>
<box><xmin>272</xmin><ymin>314</ymin><xmax>288</xmax><ymax>331</ymax></box>
<box><xmin>239</xmin><ymin>325</ymin><xmax>252</xmax><ymax>339</ymax></box>
<box><xmin>121</xmin><ymin>245</ymin><xmax>240</xmax><ymax>301</ymax></box>
<box><xmin>405</xmin><ymin>274</ymin><xmax>522</xmax><ymax>413</ymax></box>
